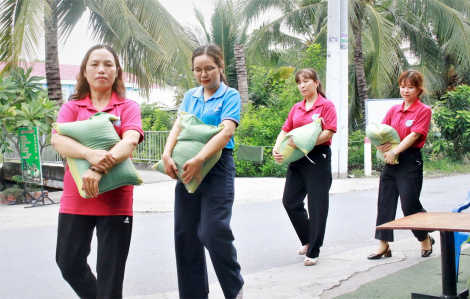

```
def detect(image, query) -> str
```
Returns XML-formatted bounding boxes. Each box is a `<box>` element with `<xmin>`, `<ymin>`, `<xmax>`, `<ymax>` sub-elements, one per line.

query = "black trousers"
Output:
<box><xmin>174</xmin><ymin>149</ymin><xmax>243</xmax><ymax>299</ymax></box>
<box><xmin>56</xmin><ymin>213</ymin><xmax>133</xmax><ymax>299</ymax></box>
<box><xmin>282</xmin><ymin>145</ymin><xmax>332</xmax><ymax>259</ymax></box>
<box><xmin>375</xmin><ymin>147</ymin><xmax>428</xmax><ymax>242</ymax></box>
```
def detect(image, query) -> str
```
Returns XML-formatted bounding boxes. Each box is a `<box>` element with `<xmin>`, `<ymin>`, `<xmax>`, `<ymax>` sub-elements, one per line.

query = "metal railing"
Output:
<box><xmin>132</xmin><ymin>131</ymin><xmax>170</xmax><ymax>162</ymax></box>
<box><xmin>3</xmin><ymin>131</ymin><xmax>170</xmax><ymax>164</ymax></box>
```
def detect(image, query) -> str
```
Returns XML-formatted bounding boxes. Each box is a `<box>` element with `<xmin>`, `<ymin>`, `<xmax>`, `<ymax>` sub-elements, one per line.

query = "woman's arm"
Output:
<box><xmin>315</xmin><ymin>129</ymin><xmax>335</xmax><ymax>145</ymax></box>
<box><xmin>180</xmin><ymin>119</ymin><xmax>236</xmax><ymax>184</ymax></box>
<box><xmin>51</xmin><ymin>133</ymin><xmax>116</xmax><ymax>173</ymax></box>
<box><xmin>383</xmin><ymin>132</ymin><xmax>421</xmax><ymax>164</ymax></box>
<box><xmin>161</xmin><ymin>117</ymin><xmax>182</xmax><ymax>179</ymax></box>
<box><xmin>272</xmin><ymin>130</ymin><xmax>288</xmax><ymax>163</ymax></box>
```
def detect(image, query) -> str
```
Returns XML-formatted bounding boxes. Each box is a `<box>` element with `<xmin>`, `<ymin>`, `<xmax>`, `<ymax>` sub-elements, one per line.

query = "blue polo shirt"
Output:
<box><xmin>178</xmin><ymin>82</ymin><xmax>241</xmax><ymax>149</ymax></box>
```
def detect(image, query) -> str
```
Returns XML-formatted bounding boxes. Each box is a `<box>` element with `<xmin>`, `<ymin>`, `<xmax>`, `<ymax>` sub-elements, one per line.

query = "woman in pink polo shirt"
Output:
<box><xmin>273</xmin><ymin>68</ymin><xmax>337</xmax><ymax>266</ymax></box>
<box><xmin>368</xmin><ymin>70</ymin><xmax>433</xmax><ymax>260</ymax></box>
<box><xmin>51</xmin><ymin>45</ymin><xmax>143</xmax><ymax>298</ymax></box>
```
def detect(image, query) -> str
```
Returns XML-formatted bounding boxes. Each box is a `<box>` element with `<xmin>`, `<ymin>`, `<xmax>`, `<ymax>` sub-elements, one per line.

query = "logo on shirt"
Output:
<box><xmin>113</xmin><ymin>117</ymin><xmax>121</xmax><ymax>126</ymax></box>
<box><xmin>311</xmin><ymin>114</ymin><xmax>320</xmax><ymax>121</ymax></box>
<box><xmin>406</xmin><ymin>119</ymin><xmax>414</xmax><ymax>127</ymax></box>
<box><xmin>213</xmin><ymin>104</ymin><xmax>222</xmax><ymax>113</ymax></box>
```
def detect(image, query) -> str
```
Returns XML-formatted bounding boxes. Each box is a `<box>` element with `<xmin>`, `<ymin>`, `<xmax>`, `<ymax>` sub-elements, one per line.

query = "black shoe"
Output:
<box><xmin>367</xmin><ymin>245</ymin><xmax>392</xmax><ymax>260</ymax></box>
<box><xmin>421</xmin><ymin>235</ymin><xmax>435</xmax><ymax>257</ymax></box>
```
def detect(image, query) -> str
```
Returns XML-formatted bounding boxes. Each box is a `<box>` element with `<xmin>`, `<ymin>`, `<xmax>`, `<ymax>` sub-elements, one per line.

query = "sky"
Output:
<box><xmin>50</xmin><ymin>0</ymin><xmax>215</xmax><ymax>65</ymax></box>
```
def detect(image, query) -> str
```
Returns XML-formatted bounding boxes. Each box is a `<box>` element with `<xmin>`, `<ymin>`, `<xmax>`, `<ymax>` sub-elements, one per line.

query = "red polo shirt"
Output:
<box><xmin>282</xmin><ymin>94</ymin><xmax>337</xmax><ymax>146</ymax></box>
<box><xmin>382</xmin><ymin>99</ymin><xmax>431</xmax><ymax>149</ymax></box>
<box><xmin>53</xmin><ymin>92</ymin><xmax>144</xmax><ymax>216</ymax></box>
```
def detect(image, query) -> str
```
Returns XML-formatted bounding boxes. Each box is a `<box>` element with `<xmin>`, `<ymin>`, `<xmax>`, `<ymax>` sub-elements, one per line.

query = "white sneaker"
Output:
<box><xmin>304</xmin><ymin>257</ymin><xmax>318</xmax><ymax>266</ymax></box>
<box><xmin>236</xmin><ymin>288</ymin><xmax>243</xmax><ymax>299</ymax></box>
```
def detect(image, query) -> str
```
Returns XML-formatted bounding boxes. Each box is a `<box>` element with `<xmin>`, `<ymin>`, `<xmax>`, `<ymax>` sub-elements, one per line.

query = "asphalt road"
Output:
<box><xmin>0</xmin><ymin>174</ymin><xmax>468</xmax><ymax>298</ymax></box>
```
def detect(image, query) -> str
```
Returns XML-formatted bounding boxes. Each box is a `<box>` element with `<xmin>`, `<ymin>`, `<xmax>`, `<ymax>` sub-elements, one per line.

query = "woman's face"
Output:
<box><xmin>296</xmin><ymin>75</ymin><xmax>318</xmax><ymax>98</ymax></box>
<box><xmin>193</xmin><ymin>54</ymin><xmax>222</xmax><ymax>91</ymax></box>
<box><xmin>400</xmin><ymin>79</ymin><xmax>421</xmax><ymax>103</ymax></box>
<box><xmin>84</xmin><ymin>48</ymin><xmax>117</xmax><ymax>93</ymax></box>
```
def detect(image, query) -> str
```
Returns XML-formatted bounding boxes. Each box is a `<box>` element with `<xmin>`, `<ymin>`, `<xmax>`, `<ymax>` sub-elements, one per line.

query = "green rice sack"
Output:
<box><xmin>53</xmin><ymin>112</ymin><xmax>143</xmax><ymax>198</ymax></box>
<box><xmin>365</xmin><ymin>123</ymin><xmax>401</xmax><ymax>163</ymax></box>
<box><xmin>278</xmin><ymin>118</ymin><xmax>323</xmax><ymax>165</ymax></box>
<box><xmin>153</xmin><ymin>112</ymin><xmax>223</xmax><ymax>193</ymax></box>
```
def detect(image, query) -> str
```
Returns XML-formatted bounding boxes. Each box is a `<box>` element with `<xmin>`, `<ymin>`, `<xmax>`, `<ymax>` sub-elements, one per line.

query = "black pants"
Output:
<box><xmin>282</xmin><ymin>145</ymin><xmax>332</xmax><ymax>259</ymax></box>
<box><xmin>375</xmin><ymin>147</ymin><xmax>428</xmax><ymax>242</ymax></box>
<box><xmin>174</xmin><ymin>149</ymin><xmax>243</xmax><ymax>299</ymax></box>
<box><xmin>56</xmin><ymin>213</ymin><xmax>133</xmax><ymax>299</ymax></box>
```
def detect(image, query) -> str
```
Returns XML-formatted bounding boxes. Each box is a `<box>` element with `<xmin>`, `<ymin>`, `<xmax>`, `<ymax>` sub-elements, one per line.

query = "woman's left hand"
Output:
<box><xmin>287</xmin><ymin>137</ymin><xmax>298</xmax><ymax>149</ymax></box>
<box><xmin>384</xmin><ymin>151</ymin><xmax>396</xmax><ymax>165</ymax></box>
<box><xmin>82</xmin><ymin>169</ymin><xmax>102</xmax><ymax>198</ymax></box>
<box><xmin>181</xmin><ymin>157</ymin><xmax>204</xmax><ymax>184</ymax></box>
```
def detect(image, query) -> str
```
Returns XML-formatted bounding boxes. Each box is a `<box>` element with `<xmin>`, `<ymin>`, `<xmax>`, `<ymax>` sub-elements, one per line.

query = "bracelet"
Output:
<box><xmin>89</xmin><ymin>165</ymin><xmax>104</xmax><ymax>174</ymax></box>
<box><xmin>390</xmin><ymin>150</ymin><xmax>396</xmax><ymax>156</ymax></box>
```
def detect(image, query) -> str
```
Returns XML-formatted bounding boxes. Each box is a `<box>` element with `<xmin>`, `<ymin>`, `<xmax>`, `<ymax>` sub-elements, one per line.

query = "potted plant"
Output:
<box><xmin>1</xmin><ymin>185</ymin><xmax>24</xmax><ymax>204</ymax></box>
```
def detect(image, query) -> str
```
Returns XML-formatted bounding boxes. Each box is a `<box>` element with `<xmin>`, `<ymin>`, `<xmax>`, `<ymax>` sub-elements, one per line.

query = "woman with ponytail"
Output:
<box><xmin>161</xmin><ymin>44</ymin><xmax>243</xmax><ymax>299</ymax></box>
<box><xmin>273</xmin><ymin>68</ymin><xmax>337</xmax><ymax>266</ymax></box>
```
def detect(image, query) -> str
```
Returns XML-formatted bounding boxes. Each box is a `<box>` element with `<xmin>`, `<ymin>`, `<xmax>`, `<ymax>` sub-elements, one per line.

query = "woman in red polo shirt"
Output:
<box><xmin>367</xmin><ymin>70</ymin><xmax>433</xmax><ymax>260</ymax></box>
<box><xmin>273</xmin><ymin>68</ymin><xmax>337</xmax><ymax>266</ymax></box>
<box><xmin>51</xmin><ymin>44</ymin><xmax>143</xmax><ymax>298</ymax></box>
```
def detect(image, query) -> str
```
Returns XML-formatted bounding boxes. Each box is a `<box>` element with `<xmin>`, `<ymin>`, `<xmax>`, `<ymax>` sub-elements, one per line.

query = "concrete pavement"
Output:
<box><xmin>1</xmin><ymin>171</ymin><xmax>469</xmax><ymax>298</ymax></box>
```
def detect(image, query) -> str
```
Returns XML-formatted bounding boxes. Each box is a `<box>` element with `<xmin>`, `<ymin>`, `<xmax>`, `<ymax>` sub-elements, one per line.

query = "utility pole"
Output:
<box><xmin>326</xmin><ymin>0</ymin><xmax>349</xmax><ymax>179</ymax></box>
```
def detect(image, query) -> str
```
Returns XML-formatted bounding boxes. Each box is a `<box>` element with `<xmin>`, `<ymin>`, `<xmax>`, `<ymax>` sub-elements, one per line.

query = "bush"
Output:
<box><xmin>432</xmin><ymin>85</ymin><xmax>470</xmax><ymax>160</ymax></box>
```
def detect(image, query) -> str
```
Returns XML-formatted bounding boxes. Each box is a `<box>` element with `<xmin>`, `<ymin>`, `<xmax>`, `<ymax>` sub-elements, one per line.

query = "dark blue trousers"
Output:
<box><xmin>282</xmin><ymin>145</ymin><xmax>332</xmax><ymax>259</ymax></box>
<box><xmin>375</xmin><ymin>147</ymin><xmax>428</xmax><ymax>242</ymax></box>
<box><xmin>174</xmin><ymin>149</ymin><xmax>243</xmax><ymax>299</ymax></box>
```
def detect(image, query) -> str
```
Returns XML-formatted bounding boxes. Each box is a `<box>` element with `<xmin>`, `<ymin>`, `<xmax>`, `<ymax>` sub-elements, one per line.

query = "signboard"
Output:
<box><xmin>365</xmin><ymin>98</ymin><xmax>403</xmax><ymax>126</ymax></box>
<box><xmin>18</xmin><ymin>127</ymin><xmax>43</xmax><ymax>184</ymax></box>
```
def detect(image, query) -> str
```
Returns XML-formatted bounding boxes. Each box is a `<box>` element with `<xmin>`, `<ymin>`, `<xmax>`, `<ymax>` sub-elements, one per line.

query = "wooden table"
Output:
<box><xmin>378</xmin><ymin>212</ymin><xmax>470</xmax><ymax>299</ymax></box>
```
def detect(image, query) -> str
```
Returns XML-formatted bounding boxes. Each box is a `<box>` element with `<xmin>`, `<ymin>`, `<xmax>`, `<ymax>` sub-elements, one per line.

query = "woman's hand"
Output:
<box><xmin>384</xmin><ymin>151</ymin><xmax>397</xmax><ymax>165</ymax></box>
<box><xmin>272</xmin><ymin>148</ymin><xmax>284</xmax><ymax>164</ymax></box>
<box><xmin>84</xmin><ymin>149</ymin><xmax>116</xmax><ymax>173</ymax></box>
<box><xmin>375</xmin><ymin>142</ymin><xmax>392</xmax><ymax>153</ymax></box>
<box><xmin>162</xmin><ymin>153</ymin><xmax>179</xmax><ymax>180</ymax></box>
<box><xmin>287</xmin><ymin>137</ymin><xmax>298</xmax><ymax>149</ymax></box>
<box><xmin>181</xmin><ymin>157</ymin><xmax>204</xmax><ymax>184</ymax></box>
<box><xmin>82</xmin><ymin>169</ymin><xmax>102</xmax><ymax>198</ymax></box>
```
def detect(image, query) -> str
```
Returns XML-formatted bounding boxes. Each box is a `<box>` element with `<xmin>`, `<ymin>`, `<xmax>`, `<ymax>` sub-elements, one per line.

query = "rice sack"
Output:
<box><xmin>365</xmin><ymin>123</ymin><xmax>401</xmax><ymax>163</ymax></box>
<box><xmin>278</xmin><ymin>118</ymin><xmax>323</xmax><ymax>164</ymax></box>
<box><xmin>53</xmin><ymin>112</ymin><xmax>143</xmax><ymax>198</ymax></box>
<box><xmin>154</xmin><ymin>112</ymin><xmax>223</xmax><ymax>193</ymax></box>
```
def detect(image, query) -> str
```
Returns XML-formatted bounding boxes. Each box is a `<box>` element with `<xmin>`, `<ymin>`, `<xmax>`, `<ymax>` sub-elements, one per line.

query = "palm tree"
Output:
<box><xmin>239</xmin><ymin>0</ymin><xmax>470</xmax><ymax>129</ymax></box>
<box><xmin>0</xmin><ymin>0</ymin><xmax>196</xmax><ymax>105</ymax></box>
<box><xmin>185</xmin><ymin>0</ymin><xmax>249</xmax><ymax>89</ymax></box>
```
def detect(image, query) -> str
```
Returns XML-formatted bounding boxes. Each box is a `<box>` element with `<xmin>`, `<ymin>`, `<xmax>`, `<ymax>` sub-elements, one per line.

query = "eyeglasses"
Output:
<box><xmin>192</xmin><ymin>66</ymin><xmax>218</xmax><ymax>74</ymax></box>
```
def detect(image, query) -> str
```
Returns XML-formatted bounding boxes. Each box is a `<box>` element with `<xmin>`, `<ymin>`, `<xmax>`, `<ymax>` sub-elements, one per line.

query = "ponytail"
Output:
<box><xmin>220</xmin><ymin>73</ymin><xmax>228</xmax><ymax>86</ymax></box>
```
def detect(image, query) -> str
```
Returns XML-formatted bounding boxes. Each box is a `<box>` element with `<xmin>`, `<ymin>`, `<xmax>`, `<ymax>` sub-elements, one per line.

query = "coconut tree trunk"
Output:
<box><xmin>44</xmin><ymin>0</ymin><xmax>63</xmax><ymax>106</ymax></box>
<box><xmin>234</xmin><ymin>44</ymin><xmax>250</xmax><ymax>105</ymax></box>
<box><xmin>352</xmin><ymin>5</ymin><xmax>367</xmax><ymax>129</ymax></box>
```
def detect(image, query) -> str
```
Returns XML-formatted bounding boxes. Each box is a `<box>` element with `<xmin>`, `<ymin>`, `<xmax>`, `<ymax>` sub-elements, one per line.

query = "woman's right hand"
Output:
<box><xmin>272</xmin><ymin>148</ymin><xmax>284</xmax><ymax>164</ymax></box>
<box><xmin>162</xmin><ymin>153</ymin><xmax>179</xmax><ymax>180</ymax></box>
<box><xmin>375</xmin><ymin>142</ymin><xmax>392</xmax><ymax>153</ymax></box>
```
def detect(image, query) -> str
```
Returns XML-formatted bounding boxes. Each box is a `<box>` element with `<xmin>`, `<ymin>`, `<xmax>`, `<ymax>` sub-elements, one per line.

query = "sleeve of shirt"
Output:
<box><xmin>411</xmin><ymin>107</ymin><xmax>432</xmax><ymax>137</ymax></box>
<box><xmin>121</xmin><ymin>100</ymin><xmax>145</xmax><ymax>144</ymax></box>
<box><xmin>381</xmin><ymin>107</ymin><xmax>394</xmax><ymax>125</ymax></box>
<box><xmin>322</xmin><ymin>102</ymin><xmax>337</xmax><ymax>132</ymax></box>
<box><xmin>220</xmin><ymin>89</ymin><xmax>241</xmax><ymax>125</ymax></box>
<box><xmin>52</xmin><ymin>102</ymin><xmax>75</xmax><ymax>134</ymax></box>
<box><xmin>281</xmin><ymin>106</ymin><xmax>296</xmax><ymax>133</ymax></box>
<box><xmin>177</xmin><ymin>91</ymin><xmax>191</xmax><ymax>114</ymax></box>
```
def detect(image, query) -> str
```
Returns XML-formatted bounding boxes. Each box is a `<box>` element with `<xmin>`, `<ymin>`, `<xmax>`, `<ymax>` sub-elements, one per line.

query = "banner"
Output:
<box><xmin>18</xmin><ymin>127</ymin><xmax>43</xmax><ymax>184</ymax></box>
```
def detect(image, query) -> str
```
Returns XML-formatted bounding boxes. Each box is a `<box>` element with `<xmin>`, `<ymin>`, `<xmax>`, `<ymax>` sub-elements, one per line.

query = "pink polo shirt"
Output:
<box><xmin>382</xmin><ymin>99</ymin><xmax>431</xmax><ymax>149</ymax></box>
<box><xmin>53</xmin><ymin>92</ymin><xmax>144</xmax><ymax>216</ymax></box>
<box><xmin>282</xmin><ymin>94</ymin><xmax>337</xmax><ymax>146</ymax></box>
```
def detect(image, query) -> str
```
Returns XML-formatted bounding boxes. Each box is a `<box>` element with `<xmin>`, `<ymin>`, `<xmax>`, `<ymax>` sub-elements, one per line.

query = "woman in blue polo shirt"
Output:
<box><xmin>161</xmin><ymin>44</ymin><xmax>243</xmax><ymax>299</ymax></box>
